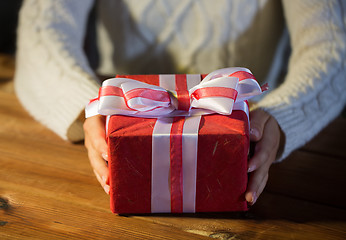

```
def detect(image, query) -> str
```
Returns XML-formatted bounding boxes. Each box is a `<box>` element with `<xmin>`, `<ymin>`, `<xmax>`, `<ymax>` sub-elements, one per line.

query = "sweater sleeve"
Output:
<box><xmin>255</xmin><ymin>0</ymin><xmax>346</xmax><ymax>161</ymax></box>
<box><xmin>14</xmin><ymin>0</ymin><xmax>100</xmax><ymax>141</ymax></box>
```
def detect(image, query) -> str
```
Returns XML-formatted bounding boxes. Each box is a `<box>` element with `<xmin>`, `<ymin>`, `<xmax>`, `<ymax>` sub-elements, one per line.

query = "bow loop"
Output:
<box><xmin>120</xmin><ymin>81</ymin><xmax>171</xmax><ymax>111</ymax></box>
<box><xmin>85</xmin><ymin>68</ymin><xmax>266</xmax><ymax>118</ymax></box>
<box><xmin>189</xmin><ymin>76</ymin><xmax>239</xmax><ymax>114</ymax></box>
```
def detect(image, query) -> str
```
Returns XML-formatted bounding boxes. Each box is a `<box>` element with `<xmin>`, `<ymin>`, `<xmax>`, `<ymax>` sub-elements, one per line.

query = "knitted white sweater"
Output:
<box><xmin>15</xmin><ymin>0</ymin><xmax>346</xmax><ymax>161</ymax></box>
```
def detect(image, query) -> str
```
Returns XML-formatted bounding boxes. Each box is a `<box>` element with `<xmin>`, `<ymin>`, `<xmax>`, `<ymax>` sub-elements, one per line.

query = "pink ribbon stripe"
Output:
<box><xmin>100</xmin><ymin>86</ymin><xmax>171</xmax><ymax>103</ymax></box>
<box><xmin>192</xmin><ymin>87</ymin><xmax>238</xmax><ymax>100</ymax></box>
<box><xmin>170</xmin><ymin>117</ymin><xmax>185</xmax><ymax>213</ymax></box>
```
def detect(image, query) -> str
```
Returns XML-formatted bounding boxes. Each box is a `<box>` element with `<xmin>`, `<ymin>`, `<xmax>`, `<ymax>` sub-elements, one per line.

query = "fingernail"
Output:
<box><xmin>103</xmin><ymin>185</ymin><xmax>110</xmax><ymax>194</ymax></box>
<box><xmin>101</xmin><ymin>175</ymin><xmax>107</xmax><ymax>184</ymax></box>
<box><xmin>248</xmin><ymin>165</ymin><xmax>255</xmax><ymax>172</ymax></box>
<box><xmin>250</xmin><ymin>128</ymin><xmax>259</xmax><ymax>139</ymax></box>
<box><xmin>102</xmin><ymin>153</ymin><xmax>109</xmax><ymax>161</ymax></box>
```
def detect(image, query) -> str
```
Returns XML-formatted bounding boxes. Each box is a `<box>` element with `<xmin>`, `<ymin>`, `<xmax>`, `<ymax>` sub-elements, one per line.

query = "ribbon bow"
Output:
<box><xmin>86</xmin><ymin>67</ymin><xmax>266</xmax><ymax>118</ymax></box>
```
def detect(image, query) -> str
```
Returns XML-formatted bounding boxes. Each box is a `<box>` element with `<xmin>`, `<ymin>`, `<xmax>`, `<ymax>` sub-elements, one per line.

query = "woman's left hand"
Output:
<box><xmin>246</xmin><ymin>109</ymin><xmax>282</xmax><ymax>205</ymax></box>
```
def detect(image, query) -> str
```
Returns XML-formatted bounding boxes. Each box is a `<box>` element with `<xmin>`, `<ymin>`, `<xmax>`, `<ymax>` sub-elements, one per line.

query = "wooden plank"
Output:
<box><xmin>0</xmin><ymin>157</ymin><xmax>106</xmax><ymax>210</ymax></box>
<box><xmin>1</xmin><ymin>78</ymin><xmax>346</xmax><ymax>239</ymax></box>
<box><xmin>0</xmin><ymin>91</ymin><xmax>63</xmax><ymax>143</ymax></box>
<box><xmin>0</xmin><ymin>90</ymin><xmax>91</xmax><ymax>176</ymax></box>
<box><xmin>0</xmin><ymin>54</ymin><xmax>15</xmax><ymax>81</ymax></box>
<box><xmin>265</xmin><ymin>150</ymin><xmax>346</xmax><ymax>209</ymax></box>
<box><xmin>0</xmin><ymin>134</ymin><xmax>91</xmax><ymax>176</ymax></box>
<box><xmin>301</xmin><ymin>117</ymin><xmax>346</xmax><ymax>159</ymax></box>
<box><xmin>4</xmin><ymin>178</ymin><xmax>344</xmax><ymax>240</ymax></box>
<box><xmin>0</xmin><ymin>188</ymin><xmax>209</xmax><ymax>240</ymax></box>
<box><xmin>251</xmin><ymin>191</ymin><xmax>346</xmax><ymax>224</ymax></box>
<box><xmin>0</xmin><ymin>88</ymin><xmax>208</xmax><ymax>239</ymax></box>
<box><xmin>0</xmin><ymin>148</ymin><xmax>209</xmax><ymax>240</ymax></box>
<box><xmin>132</xmin><ymin>192</ymin><xmax>346</xmax><ymax>240</ymax></box>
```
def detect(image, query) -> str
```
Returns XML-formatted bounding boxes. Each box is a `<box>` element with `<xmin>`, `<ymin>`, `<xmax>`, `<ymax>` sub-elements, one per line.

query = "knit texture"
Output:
<box><xmin>95</xmin><ymin>0</ymin><xmax>280</xmax><ymax>77</ymax></box>
<box><xmin>15</xmin><ymin>0</ymin><xmax>100</xmax><ymax>141</ymax></box>
<box><xmin>15</xmin><ymin>0</ymin><xmax>346</xmax><ymax>161</ymax></box>
<box><xmin>255</xmin><ymin>0</ymin><xmax>346</xmax><ymax>160</ymax></box>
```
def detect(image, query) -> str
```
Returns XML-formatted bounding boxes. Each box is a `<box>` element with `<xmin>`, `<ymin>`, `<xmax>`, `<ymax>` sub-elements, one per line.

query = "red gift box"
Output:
<box><xmin>106</xmin><ymin>74</ymin><xmax>250</xmax><ymax>214</ymax></box>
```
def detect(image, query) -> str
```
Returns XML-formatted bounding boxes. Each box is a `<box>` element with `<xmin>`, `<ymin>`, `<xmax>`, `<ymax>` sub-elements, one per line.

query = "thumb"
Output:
<box><xmin>249</xmin><ymin>109</ymin><xmax>270</xmax><ymax>142</ymax></box>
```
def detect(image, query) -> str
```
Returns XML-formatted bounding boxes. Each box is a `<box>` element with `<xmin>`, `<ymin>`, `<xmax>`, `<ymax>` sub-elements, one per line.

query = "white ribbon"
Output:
<box><xmin>85</xmin><ymin>67</ymin><xmax>263</xmax><ymax>118</ymax></box>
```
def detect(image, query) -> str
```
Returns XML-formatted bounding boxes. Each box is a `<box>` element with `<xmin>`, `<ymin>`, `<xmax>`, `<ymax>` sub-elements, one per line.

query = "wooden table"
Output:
<box><xmin>1</xmin><ymin>57</ymin><xmax>345</xmax><ymax>239</ymax></box>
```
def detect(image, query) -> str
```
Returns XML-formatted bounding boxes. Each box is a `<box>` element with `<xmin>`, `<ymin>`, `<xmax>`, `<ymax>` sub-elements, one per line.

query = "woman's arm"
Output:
<box><xmin>255</xmin><ymin>0</ymin><xmax>346</xmax><ymax>161</ymax></box>
<box><xmin>246</xmin><ymin>0</ymin><xmax>346</xmax><ymax>204</ymax></box>
<box><xmin>15</xmin><ymin>0</ymin><xmax>99</xmax><ymax>141</ymax></box>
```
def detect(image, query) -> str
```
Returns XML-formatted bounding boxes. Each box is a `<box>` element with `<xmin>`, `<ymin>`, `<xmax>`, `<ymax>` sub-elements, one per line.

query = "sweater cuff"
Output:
<box><xmin>253</xmin><ymin>87</ymin><xmax>346</xmax><ymax>162</ymax></box>
<box><xmin>67</xmin><ymin>110</ymin><xmax>86</xmax><ymax>142</ymax></box>
<box><xmin>47</xmin><ymin>75</ymin><xmax>100</xmax><ymax>141</ymax></box>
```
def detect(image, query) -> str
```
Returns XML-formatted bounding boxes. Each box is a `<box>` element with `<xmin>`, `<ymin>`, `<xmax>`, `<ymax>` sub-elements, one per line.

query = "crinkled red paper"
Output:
<box><xmin>107</xmin><ymin>74</ymin><xmax>249</xmax><ymax>214</ymax></box>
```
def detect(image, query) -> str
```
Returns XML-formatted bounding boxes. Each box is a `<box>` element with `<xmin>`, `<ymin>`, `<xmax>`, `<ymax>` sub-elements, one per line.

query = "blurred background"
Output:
<box><xmin>0</xmin><ymin>0</ymin><xmax>22</xmax><ymax>81</ymax></box>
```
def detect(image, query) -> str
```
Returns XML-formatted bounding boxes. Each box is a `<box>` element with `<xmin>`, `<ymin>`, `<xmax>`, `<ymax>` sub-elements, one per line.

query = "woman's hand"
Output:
<box><xmin>246</xmin><ymin>109</ymin><xmax>283</xmax><ymax>205</ymax></box>
<box><xmin>83</xmin><ymin>109</ymin><xmax>283</xmax><ymax>200</ymax></box>
<box><xmin>83</xmin><ymin>115</ymin><xmax>110</xmax><ymax>194</ymax></box>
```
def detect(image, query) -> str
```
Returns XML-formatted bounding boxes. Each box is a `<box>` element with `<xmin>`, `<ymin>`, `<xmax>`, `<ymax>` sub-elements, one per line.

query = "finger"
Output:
<box><xmin>255</xmin><ymin>172</ymin><xmax>269</xmax><ymax>203</ymax></box>
<box><xmin>246</xmin><ymin>116</ymin><xmax>280</xmax><ymax>204</ymax></box>
<box><xmin>88</xmin><ymin>147</ymin><xmax>110</xmax><ymax>194</ymax></box>
<box><xmin>249</xmin><ymin>109</ymin><xmax>270</xmax><ymax>142</ymax></box>
<box><xmin>246</xmin><ymin>135</ymin><xmax>277</xmax><ymax>204</ymax></box>
<box><xmin>84</xmin><ymin>116</ymin><xmax>108</xmax><ymax>154</ymax></box>
<box><xmin>84</xmin><ymin>116</ymin><xmax>108</xmax><ymax>160</ymax></box>
<box><xmin>93</xmin><ymin>136</ymin><xmax>108</xmax><ymax>158</ymax></box>
<box><xmin>245</xmin><ymin>162</ymin><xmax>270</xmax><ymax>203</ymax></box>
<box><xmin>84</xmin><ymin>116</ymin><xmax>109</xmax><ymax>193</ymax></box>
<box><xmin>88</xmin><ymin>127</ymin><xmax>109</xmax><ymax>181</ymax></box>
<box><xmin>248</xmin><ymin>117</ymin><xmax>280</xmax><ymax>172</ymax></box>
<box><xmin>93</xmin><ymin>169</ymin><xmax>110</xmax><ymax>194</ymax></box>
<box><xmin>246</xmin><ymin>172</ymin><xmax>268</xmax><ymax>205</ymax></box>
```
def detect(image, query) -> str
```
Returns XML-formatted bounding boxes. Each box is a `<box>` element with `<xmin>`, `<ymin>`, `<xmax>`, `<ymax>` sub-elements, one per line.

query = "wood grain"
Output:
<box><xmin>1</xmin><ymin>63</ymin><xmax>345</xmax><ymax>239</ymax></box>
<box><xmin>302</xmin><ymin>117</ymin><xmax>346</xmax><ymax>159</ymax></box>
<box><xmin>0</xmin><ymin>82</ymin><xmax>209</xmax><ymax>239</ymax></box>
<box><xmin>266</xmin><ymin>150</ymin><xmax>346</xmax><ymax>209</ymax></box>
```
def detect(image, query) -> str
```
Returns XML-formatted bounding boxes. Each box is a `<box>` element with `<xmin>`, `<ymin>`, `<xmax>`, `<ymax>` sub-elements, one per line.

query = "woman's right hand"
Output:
<box><xmin>83</xmin><ymin>115</ymin><xmax>110</xmax><ymax>194</ymax></box>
